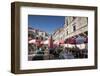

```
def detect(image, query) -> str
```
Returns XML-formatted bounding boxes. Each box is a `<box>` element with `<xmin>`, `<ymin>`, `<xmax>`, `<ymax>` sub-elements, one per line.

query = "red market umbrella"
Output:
<box><xmin>68</xmin><ymin>37</ymin><xmax>76</xmax><ymax>44</ymax></box>
<box><xmin>65</xmin><ymin>37</ymin><xmax>76</xmax><ymax>44</ymax></box>
<box><xmin>65</xmin><ymin>37</ymin><xmax>76</xmax><ymax>48</ymax></box>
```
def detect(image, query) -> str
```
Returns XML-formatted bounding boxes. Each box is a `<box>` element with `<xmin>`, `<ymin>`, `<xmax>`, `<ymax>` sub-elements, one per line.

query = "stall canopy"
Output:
<box><xmin>28</xmin><ymin>39</ymin><xmax>36</xmax><ymax>44</ymax></box>
<box><xmin>65</xmin><ymin>37</ymin><xmax>76</xmax><ymax>44</ymax></box>
<box><xmin>59</xmin><ymin>40</ymin><xmax>65</xmax><ymax>44</ymax></box>
<box><xmin>42</xmin><ymin>40</ymin><xmax>49</xmax><ymax>44</ymax></box>
<box><xmin>65</xmin><ymin>35</ymin><xmax>87</xmax><ymax>44</ymax></box>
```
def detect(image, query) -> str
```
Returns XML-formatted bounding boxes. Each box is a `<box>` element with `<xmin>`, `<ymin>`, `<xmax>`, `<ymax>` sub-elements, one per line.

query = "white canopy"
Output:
<box><xmin>42</xmin><ymin>40</ymin><xmax>49</xmax><ymax>44</ymax></box>
<box><xmin>28</xmin><ymin>39</ymin><xmax>36</xmax><ymax>44</ymax></box>
<box><xmin>53</xmin><ymin>40</ymin><xmax>59</xmax><ymax>45</ymax></box>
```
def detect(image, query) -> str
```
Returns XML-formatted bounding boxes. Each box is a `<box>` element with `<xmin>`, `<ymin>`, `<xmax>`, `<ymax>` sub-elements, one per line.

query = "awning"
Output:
<box><xmin>59</xmin><ymin>40</ymin><xmax>65</xmax><ymax>44</ymax></box>
<box><xmin>43</xmin><ymin>40</ymin><xmax>49</xmax><ymax>44</ymax></box>
<box><xmin>28</xmin><ymin>39</ymin><xmax>36</xmax><ymax>44</ymax></box>
<box><xmin>65</xmin><ymin>37</ymin><xmax>76</xmax><ymax>44</ymax></box>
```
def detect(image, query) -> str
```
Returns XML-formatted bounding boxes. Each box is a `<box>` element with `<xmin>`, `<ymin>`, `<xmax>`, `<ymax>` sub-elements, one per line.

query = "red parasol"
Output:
<box><xmin>66</xmin><ymin>37</ymin><xmax>76</xmax><ymax>44</ymax></box>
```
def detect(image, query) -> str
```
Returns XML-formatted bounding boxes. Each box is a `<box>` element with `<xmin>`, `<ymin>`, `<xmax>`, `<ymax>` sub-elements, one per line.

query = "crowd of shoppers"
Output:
<box><xmin>28</xmin><ymin>43</ymin><xmax>88</xmax><ymax>61</ymax></box>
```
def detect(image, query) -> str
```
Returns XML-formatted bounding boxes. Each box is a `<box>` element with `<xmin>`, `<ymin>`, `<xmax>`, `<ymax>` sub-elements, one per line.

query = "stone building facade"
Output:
<box><xmin>28</xmin><ymin>27</ymin><xmax>49</xmax><ymax>41</ymax></box>
<box><xmin>52</xmin><ymin>16</ymin><xmax>88</xmax><ymax>42</ymax></box>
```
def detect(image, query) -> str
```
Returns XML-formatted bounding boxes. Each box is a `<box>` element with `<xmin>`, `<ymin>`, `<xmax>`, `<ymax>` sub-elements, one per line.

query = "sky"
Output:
<box><xmin>28</xmin><ymin>15</ymin><xmax>65</xmax><ymax>34</ymax></box>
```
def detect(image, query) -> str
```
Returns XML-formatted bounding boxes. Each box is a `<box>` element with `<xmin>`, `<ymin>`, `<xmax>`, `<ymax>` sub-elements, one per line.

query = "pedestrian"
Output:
<box><xmin>32</xmin><ymin>47</ymin><xmax>44</xmax><ymax>60</ymax></box>
<box><xmin>59</xmin><ymin>48</ymin><xmax>74</xmax><ymax>59</ymax></box>
<box><xmin>44</xmin><ymin>47</ymin><xmax>49</xmax><ymax>60</ymax></box>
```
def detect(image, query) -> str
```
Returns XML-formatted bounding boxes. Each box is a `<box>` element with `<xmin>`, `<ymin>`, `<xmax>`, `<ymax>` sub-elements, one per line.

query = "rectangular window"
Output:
<box><xmin>73</xmin><ymin>26</ymin><xmax>76</xmax><ymax>31</ymax></box>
